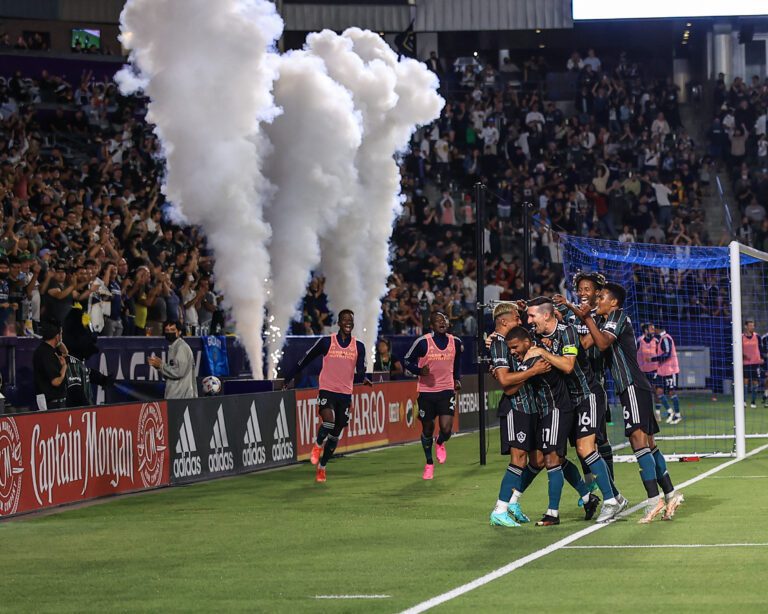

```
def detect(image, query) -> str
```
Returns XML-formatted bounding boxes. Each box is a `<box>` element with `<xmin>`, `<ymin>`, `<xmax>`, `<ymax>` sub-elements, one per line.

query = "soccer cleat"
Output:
<box><xmin>435</xmin><ymin>442</ymin><xmax>447</xmax><ymax>464</ymax></box>
<box><xmin>490</xmin><ymin>511</ymin><xmax>521</xmax><ymax>528</ymax></box>
<box><xmin>662</xmin><ymin>492</ymin><xmax>684</xmax><ymax>520</ymax></box>
<box><xmin>638</xmin><ymin>497</ymin><xmax>666</xmax><ymax>524</ymax></box>
<box><xmin>665</xmin><ymin>413</ymin><xmax>675</xmax><ymax>424</ymax></box>
<box><xmin>670</xmin><ymin>415</ymin><xmax>683</xmax><ymax>425</ymax></box>
<box><xmin>315</xmin><ymin>466</ymin><xmax>326</xmax><ymax>483</ymax></box>
<box><xmin>577</xmin><ymin>480</ymin><xmax>599</xmax><ymax>507</ymax></box>
<box><xmin>422</xmin><ymin>464</ymin><xmax>434</xmax><ymax>480</ymax></box>
<box><xmin>583</xmin><ymin>493</ymin><xmax>601</xmax><ymax>521</ymax></box>
<box><xmin>751</xmin><ymin>403</ymin><xmax>757</xmax><ymax>409</ymax></box>
<box><xmin>508</xmin><ymin>502</ymin><xmax>530</xmax><ymax>524</ymax></box>
<box><xmin>536</xmin><ymin>514</ymin><xmax>560</xmax><ymax>526</ymax></box>
<box><xmin>595</xmin><ymin>499</ymin><xmax>624</xmax><ymax>523</ymax></box>
<box><xmin>310</xmin><ymin>443</ymin><xmax>323</xmax><ymax>466</ymax></box>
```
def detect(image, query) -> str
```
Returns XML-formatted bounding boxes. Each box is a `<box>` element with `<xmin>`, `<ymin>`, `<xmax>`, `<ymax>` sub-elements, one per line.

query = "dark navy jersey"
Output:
<box><xmin>536</xmin><ymin>322</ymin><xmax>600</xmax><ymax>403</ymax></box>
<box><xmin>600</xmin><ymin>309</ymin><xmax>652</xmax><ymax>394</ymax></box>
<box><xmin>523</xmin><ymin>355</ymin><xmax>573</xmax><ymax>417</ymax></box>
<box><xmin>559</xmin><ymin>303</ymin><xmax>605</xmax><ymax>384</ymax></box>
<box><xmin>494</xmin><ymin>347</ymin><xmax>537</xmax><ymax>416</ymax></box>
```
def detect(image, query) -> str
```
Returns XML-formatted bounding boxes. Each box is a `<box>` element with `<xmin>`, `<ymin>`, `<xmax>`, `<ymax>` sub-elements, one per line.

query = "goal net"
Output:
<box><xmin>559</xmin><ymin>235</ymin><xmax>768</xmax><ymax>459</ymax></box>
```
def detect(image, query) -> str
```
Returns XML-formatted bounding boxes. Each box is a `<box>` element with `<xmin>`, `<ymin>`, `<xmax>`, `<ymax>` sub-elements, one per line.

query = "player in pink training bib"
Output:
<box><xmin>404</xmin><ymin>311</ymin><xmax>463</xmax><ymax>480</ymax></box>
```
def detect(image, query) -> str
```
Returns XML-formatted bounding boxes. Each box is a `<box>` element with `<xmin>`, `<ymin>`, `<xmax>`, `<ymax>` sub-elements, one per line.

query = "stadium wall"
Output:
<box><xmin>0</xmin><ymin>378</ymin><xmax>495</xmax><ymax>519</ymax></box>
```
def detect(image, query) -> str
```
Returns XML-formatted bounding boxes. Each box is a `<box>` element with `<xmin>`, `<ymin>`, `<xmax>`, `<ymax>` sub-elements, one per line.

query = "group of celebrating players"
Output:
<box><xmin>282</xmin><ymin>271</ymin><xmax>684</xmax><ymax>527</ymax></box>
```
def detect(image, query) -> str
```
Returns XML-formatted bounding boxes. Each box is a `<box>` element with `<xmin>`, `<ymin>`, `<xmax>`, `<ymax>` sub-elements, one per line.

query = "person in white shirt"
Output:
<box><xmin>652</xmin><ymin>180</ymin><xmax>673</xmax><ymax>226</ymax></box>
<box><xmin>481</xmin><ymin>123</ymin><xmax>499</xmax><ymax>155</ymax></box>
<box><xmin>651</xmin><ymin>112</ymin><xmax>671</xmax><ymax>137</ymax></box>
<box><xmin>618</xmin><ymin>225</ymin><xmax>636</xmax><ymax>243</ymax></box>
<box><xmin>583</xmin><ymin>48</ymin><xmax>601</xmax><ymax>72</ymax></box>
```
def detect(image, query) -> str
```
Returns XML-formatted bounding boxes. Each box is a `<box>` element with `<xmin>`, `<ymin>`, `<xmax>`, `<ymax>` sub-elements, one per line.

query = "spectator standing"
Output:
<box><xmin>148</xmin><ymin>321</ymin><xmax>197</xmax><ymax>399</ymax></box>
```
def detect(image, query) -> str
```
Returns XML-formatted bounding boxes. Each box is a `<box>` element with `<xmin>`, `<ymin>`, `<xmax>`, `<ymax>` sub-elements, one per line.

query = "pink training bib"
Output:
<box><xmin>318</xmin><ymin>335</ymin><xmax>357</xmax><ymax>395</ymax></box>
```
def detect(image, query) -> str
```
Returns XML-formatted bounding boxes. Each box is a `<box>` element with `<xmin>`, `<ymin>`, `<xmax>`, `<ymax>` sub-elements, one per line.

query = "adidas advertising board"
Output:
<box><xmin>167</xmin><ymin>392</ymin><xmax>296</xmax><ymax>484</ymax></box>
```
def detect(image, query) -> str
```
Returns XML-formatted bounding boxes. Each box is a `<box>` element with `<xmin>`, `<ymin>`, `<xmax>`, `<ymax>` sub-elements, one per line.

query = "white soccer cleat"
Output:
<box><xmin>670</xmin><ymin>415</ymin><xmax>682</xmax><ymax>425</ymax></box>
<box><xmin>665</xmin><ymin>413</ymin><xmax>674</xmax><ymax>424</ymax></box>
<box><xmin>638</xmin><ymin>497</ymin><xmax>666</xmax><ymax>524</ymax></box>
<box><xmin>662</xmin><ymin>492</ymin><xmax>684</xmax><ymax>520</ymax></box>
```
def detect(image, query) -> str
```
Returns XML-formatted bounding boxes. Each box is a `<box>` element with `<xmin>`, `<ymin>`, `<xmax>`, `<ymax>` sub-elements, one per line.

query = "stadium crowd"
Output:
<box><xmin>0</xmin><ymin>45</ymin><xmax>735</xmax><ymax>344</ymax></box>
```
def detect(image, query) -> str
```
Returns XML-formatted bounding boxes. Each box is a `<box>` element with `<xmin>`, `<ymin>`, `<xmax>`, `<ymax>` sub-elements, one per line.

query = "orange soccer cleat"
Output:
<box><xmin>316</xmin><ymin>466</ymin><xmax>327</xmax><ymax>483</ymax></box>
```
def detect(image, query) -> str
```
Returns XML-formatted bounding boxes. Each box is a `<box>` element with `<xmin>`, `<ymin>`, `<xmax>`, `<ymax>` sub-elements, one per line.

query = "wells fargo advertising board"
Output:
<box><xmin>0</xmin><ymin>402</ymin><xmax>169</xmax><ymax>518</ymax></box>
<box><xmin>296</xmin><ymin>380</ymin><xmax>456</xmax><ymax>460</ymax></box>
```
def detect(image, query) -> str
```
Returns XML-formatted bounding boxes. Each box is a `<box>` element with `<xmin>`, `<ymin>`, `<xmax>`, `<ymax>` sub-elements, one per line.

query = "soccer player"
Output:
<box><xmin>505</xmin><ymin>326</ymin><xmax>595</xmax><ymax>526</ymax></box>
<box><xmin>282</xmin><ymin>309</ymin><xmax>370</xmax><ymax>483</ymax></box>
<box><xmin>575</xmin><ymin>283</ymin><xmax>684</xmax><ymax>523</ymax></box>
<box><xmin>488</xmin><ymin>302</ymin><xmax>550</xmax><ymax>527</ymax></box>
<box><xmin>743</xmin><ymin>320</ymin><xmax>762</xmax><ymax>409</ymax></box>
<box><xmin>653</xmin><ymin>325</ymin><xmax>681</xmax><ymax>424</ymax></box>
<box><xmin>636</xmin><ymin>323</ymin><xmax>662</xmax><ymax>419</ymax></box>
<box><xmin>404</xmin><ymin>311</ymin><xmax>463</xmax><ymax>480</ymax></box>
<box><xmin>554</xmin><ymin>271</ymin><xmax>615</xmax><ymax>482</ymax></box>
<box><xmin>525</xmin><ymin>297</ymin><xmax>625</xmax><ymax>523</ymax></box>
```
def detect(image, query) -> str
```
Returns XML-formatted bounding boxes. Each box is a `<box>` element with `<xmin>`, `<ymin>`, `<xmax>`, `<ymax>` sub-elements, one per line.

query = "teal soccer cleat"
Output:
<box><xmin>490</xmin><ymin>511</ymin><xmax>521</xmax><ymax>527</ymax></box>
<box><xmin>507</xmin><ymin>502</ymin><xmax>530</xmax><ymax>523</ymax></box>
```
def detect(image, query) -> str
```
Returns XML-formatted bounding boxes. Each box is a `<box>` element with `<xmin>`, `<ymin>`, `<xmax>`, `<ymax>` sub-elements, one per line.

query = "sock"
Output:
<box><xmin>752</xmin><ymin>386</ymin><xmax>757</xmax><ymax>404</ymax></box>
<box><xmin>498</xmin><ymin>464</ymin><xmax>523</xmax><ymax>505</ymax></box>
<box><xmin>651</xmin><ymin>446</ymin><xmax>676</xmax><ymax>495</ymax></box>
<box><xmin>421</xmin><ymin>434</ymin><xmax>433</xmax><ymax>464</ymax></box>
<box><xmin>562</xmin><ymin>458</ymin><xmax>590</xmax><ymax>497</ymax></box>
<box><xmin>509</xmin><ymin>489</ymin><xmax>523</xmax><ymax>504</ymax></box>
<box><xmin>598</xmin><ymin>441</ymin><xmax>616</xmax><ymax>482</ymax></box>
<box><xmin>671</xmin><ymin>395</ymin><xmax>680</xmax><ymax>416</ymax></box>
<box><xmin>660</xmin><ymin>394</ymin><xmax>670</xmax><ymax>411</ymax></box>
<box><xmin>579</xmin><ymin>457</ymin><xmax>594</xmax><ymax>484</ymax></box>
<box><xmin>585</xmin><ymin>451</ymin><xmax>617</xmax><ymax>504</ymax></box>
<box><xmin>546</xmin><ymin>508</ymin><xmax>560</xmax><ymax>518</ymax></box>
<box><xmin>316</xmin><ymin>422</ymin><xmax>334</xmax><ymax>446</ymax></box>
<box><xmin>520</xmin><ymin>463</ymin><xmax>541</xmax><ymax>492</ymax></box>
<box><xmin>655</xmin><ymin>403</ymin><xmax>662</xmax><ymax>414</ymax></box>
<box><xmin>546</xmin><ymin>465</ymin><xmax>565</xmax><ymax>512</ymax></box>
<box><xmin>320</xmin><ymin>434</ymin><xmax>339</xmax><ymax>467</ymax></box>
<box><xmin>436</xmin><ymin>431</ymin><xmax>451</xmax><ymax>445</ymax></box>
<box><xmin>494</xmin><ymin>499</ymin><xmax>509</xmax><ymax>514</ymax></box>
<box><xmin>635</xmin><ymin>447</ymin><xmax>660</xmax><ymax>498</ymax></box>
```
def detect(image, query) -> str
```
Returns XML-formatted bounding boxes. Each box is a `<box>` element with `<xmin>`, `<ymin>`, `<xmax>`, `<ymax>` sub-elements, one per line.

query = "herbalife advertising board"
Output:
<box><xmin>167</xmin><ymin>392</ymin><xmax>296</xmax><ymax>484</ymax></box>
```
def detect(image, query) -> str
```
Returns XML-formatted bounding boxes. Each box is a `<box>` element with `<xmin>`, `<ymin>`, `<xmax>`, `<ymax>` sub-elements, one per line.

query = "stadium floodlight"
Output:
<box><xmin>560</xmin><ymin>235</ymin><xmax>768</xmax><ymax>461</ymax></box>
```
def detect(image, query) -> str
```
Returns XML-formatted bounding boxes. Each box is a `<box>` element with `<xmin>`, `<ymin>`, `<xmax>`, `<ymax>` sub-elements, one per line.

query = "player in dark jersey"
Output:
<box><xmin>526</xmin><ymin>297</ymin><xmax>625</xmax><ymax>523</ymax></box>
<box><xmin>554</xmin><ymin>271</ymin><xmax>615</xmax><ymax>486</ymax></box>
<box><xmin>282</xmin><ymin>310</ymin><xmax>370</xmax><ymax>483</ymax></box>
<box><xmin>404</xmin><ymin>311</ymin><xmax>463</xmax><ymax>480</ymax></box>
<box><xmin>506</xmin><ymin>326</ymin><xmax>596</xmax><ymax>526</ymax></box>
<box><xmin>488</xmin><ymin>302</ymin><xmax>550</xmax><ymax>527</ymax></box>
<box><xmin>574</xmin><ymin>283</ymin><xmax>684</xmax><ymax>522</ymax></box>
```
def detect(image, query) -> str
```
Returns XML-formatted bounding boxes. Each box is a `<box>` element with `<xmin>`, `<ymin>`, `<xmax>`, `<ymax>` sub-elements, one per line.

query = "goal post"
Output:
<box><xmin>559</xmin><ymin>235</ymin><xmax>768</xmax><ymax>460</ymax></box>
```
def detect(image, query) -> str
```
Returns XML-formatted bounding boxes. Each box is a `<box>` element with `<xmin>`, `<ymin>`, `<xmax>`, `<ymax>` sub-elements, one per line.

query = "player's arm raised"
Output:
<box><xmin>572</xmin><ymin>303</ymin><xmax>615</xmax><ymax>351</ymax></box>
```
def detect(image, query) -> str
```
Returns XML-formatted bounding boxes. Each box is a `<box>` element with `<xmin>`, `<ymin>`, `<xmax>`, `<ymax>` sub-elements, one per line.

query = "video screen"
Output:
<box><xmin>71</xmin><ymin>28</ymin><xmax>101</xmax><ymax>50</ymax></box>
<box><xmin>573</xmin><ymin>0</ymin><xmax>768</xmax><ymax>20</ymax></box>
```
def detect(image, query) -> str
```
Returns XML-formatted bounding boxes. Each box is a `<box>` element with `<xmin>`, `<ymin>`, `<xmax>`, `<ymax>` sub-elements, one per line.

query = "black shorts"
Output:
<box><xmin>570</xmin><ymin>390</ymin><xmax>607</xmax><ymax>443</ymax></box>
<box><xmin>318</xmin><ymin>390</ymin><xmax>352</xmax><ymax>427</ymax></box>
<box><xmin>539</xmin><ymin>408</ymin><xmax>573</xmax><ymax>457</ymax></box>
<box><xmin>418</xmin><ymin>391</ymin><xmax>456</xmax><ymax>421</ymax></box>
<box><xmin>744</xmin><ymin>365</ymin><xmax>762</xmax><ymax>381</ymax></box>
<box><xmin>646</xmin><ymin>371</ymin><xmax>661</xmax><ymax>389</ymax></box>
<box><xmin>500</xmin><ymin>403</ymin><xmax>538</xmax><ymax>454</ymax></box>
<box><xmin>619</xmin><ymin>385</ymin><xmax>660</xmax><ymax>438</ymax></box>
<box><xmin>660</xmin><ymin>373</ymin><xmax>678</xmax><ymax>393</ymax></box>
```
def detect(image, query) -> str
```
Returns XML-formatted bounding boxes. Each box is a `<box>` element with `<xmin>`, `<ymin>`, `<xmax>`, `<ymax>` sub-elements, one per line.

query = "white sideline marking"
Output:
<box><xmin>564</xmin><ymin>543</ymin><xmax>768</xmax><ymax>550</ymax></box>
<box><xmin>709</xmin><ymin>475</ymin><xmax>768</xmax><ymax>479</ymax></box>
<box><xmin>400</xmin><ymin>443</ymin><xmax>768</xmax><ymax>614</ymax></box>
<box><xmin>314</xmin><ymin>595</ymin><xmax>391</xmax><ymax>599</ymax></box>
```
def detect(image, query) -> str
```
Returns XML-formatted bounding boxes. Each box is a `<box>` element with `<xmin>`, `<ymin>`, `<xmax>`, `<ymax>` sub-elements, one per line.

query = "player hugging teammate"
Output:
<box><xmin>488</xmin><ymin>274</ymin><xmax>684</xmax><ymax>527</ymax></box>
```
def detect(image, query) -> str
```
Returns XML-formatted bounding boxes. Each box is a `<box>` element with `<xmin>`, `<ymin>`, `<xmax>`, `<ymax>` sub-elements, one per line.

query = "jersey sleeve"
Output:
<box><xmin>601</xmin><ymin>309</ymin><xmax>626</xmax><ymax>339</ymax></box>
<box><xmin>453</xmin><ymin>336</ymin><xmax>463</xmax><ymax>380</ymax></box>
<box><xmin>490</xmin><ymin>337</ymin><xmax>510</xmax><ymax>371</ymax></box>
<box><xmin>282</xmin><ymin>336</ymin><xmax>330</xmax><ymax>382</ymax></box>
<box><xmin>561</xmin><ymin>325</ymin><xmax>579</xmax><ymax>356</ymax></box>
<box><xmin>354</xmin><ymin>340</ymin><xmax>367</xmax><ymax>382</ymax></box>
<box><xmin>403</xmin><ymin>337</ymin><xmax>428</xmax><ymax>376</ymax></box>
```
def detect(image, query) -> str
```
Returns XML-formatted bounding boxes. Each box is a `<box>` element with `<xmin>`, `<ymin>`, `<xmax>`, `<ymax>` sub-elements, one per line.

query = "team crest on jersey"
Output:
<box><xmin>319</xmin><ymin>397</ymin><xmax>327</xmax><ymax>406</ymax></box>
<box><xmin>516</xmin><ymin>432</ymin><xmax>526</xmax><ymax>443</ymax></box>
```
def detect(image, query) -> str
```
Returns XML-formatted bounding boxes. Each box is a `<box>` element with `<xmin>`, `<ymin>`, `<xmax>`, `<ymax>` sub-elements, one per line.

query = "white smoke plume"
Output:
<box><xmin>310</xmin><ymin>29</ymin><xmax>444</xmax><ymax>364</ymax></box>
<box><xmin>116</xmin><ymin>0</ymin><xmax>283</xmax><ymax>377</ymax></box>
<box><xmin>262</xmin><ymin>50</ymin><xmax>362</xmax><ymax>376</ymax></box>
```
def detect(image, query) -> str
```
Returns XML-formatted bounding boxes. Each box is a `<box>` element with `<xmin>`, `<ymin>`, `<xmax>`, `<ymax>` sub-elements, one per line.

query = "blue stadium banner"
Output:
<box><xmin>202</xmin><ymin>335</ymin><xmax>230</xmax><ymax>376</ymax></box>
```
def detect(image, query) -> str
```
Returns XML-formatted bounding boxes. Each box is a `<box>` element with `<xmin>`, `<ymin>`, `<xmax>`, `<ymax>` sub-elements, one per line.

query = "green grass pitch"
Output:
<box><xmin>2</xmin><ymin>431</ymin><xmax>767</xmax><ymax>612</ymax></box>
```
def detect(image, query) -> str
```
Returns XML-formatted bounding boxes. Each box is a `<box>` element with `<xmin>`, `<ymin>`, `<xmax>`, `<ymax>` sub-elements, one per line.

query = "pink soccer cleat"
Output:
<box><xmin>422</xmin><ymin>464</ymin><xmax>434</xmax><ymax>480</ymax></box>
<box><xmin>435</xmin><ymin>442</ymin><xmax>447</xmax><ymax>464</ymax></box>
<box><xmin>310</xmin><ymin>443</ymin><xmax>323</xmax><ymax>466</ymax></box>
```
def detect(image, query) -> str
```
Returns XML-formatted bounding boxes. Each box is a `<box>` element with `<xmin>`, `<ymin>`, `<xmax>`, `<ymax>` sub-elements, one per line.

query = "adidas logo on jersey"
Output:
<box><xmin>271</xmin><ymin>399</ymin><xmax>294</xmax><ymax>462</ymax></box>
<box><xmin>242</xmin><ymin>401</ymin><xmax>267</xmax><ymax>467</ymax></box>
<box><xmin>208</xmin><ymin>405</ymin><xmax>235</xmax><ymax>472</ymax></box>
<box><xmin>173</xmin><ymin>408</ymin><xmax>202</xmax><ymax>478</ymax></box>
